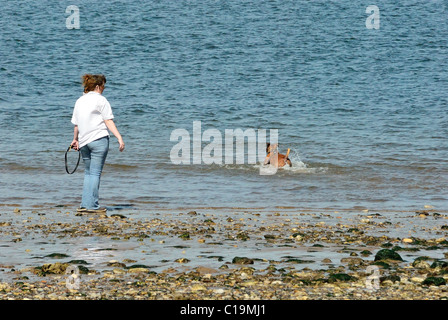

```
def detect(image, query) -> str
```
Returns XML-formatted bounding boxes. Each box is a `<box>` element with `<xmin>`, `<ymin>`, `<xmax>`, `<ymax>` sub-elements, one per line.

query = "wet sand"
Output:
<box><xmin>0</xmin><ymin>205</ymin><xmax>447</xmax><ymax>300</ymax></box>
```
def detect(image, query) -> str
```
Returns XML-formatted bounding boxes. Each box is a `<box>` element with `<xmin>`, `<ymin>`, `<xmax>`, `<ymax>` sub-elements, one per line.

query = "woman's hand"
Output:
<box><xmin>104</xmin><ymin>119</ymin><xmax>125</xmax><ymax>152</ymax></box>
<box><xmin>71</xmin><ymin>139</ymin><xmax>79</xmax><ymax>150</ymax></box>
<box><xmin>118</xmin><ymin>138</ymin><xmax>125</xmax><ymax>152</ymax></box>
<box><xmin>72</xmin><ymin>126</ymin><xmax>79</xmax><ymax>150</ymax></box>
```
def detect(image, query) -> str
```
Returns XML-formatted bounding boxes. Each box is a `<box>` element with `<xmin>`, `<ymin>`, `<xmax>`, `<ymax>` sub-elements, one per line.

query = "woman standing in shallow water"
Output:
<box><xmin>70</xmin><ymin>74</ymin><xmax>125</xmax><ymax>213</ymax></box>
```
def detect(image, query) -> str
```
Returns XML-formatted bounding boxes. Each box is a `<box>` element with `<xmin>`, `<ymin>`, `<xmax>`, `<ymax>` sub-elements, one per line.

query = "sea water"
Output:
<box><xmin>0</xmin><ymin>0</ymin><xmax>447</xmax><ymax>212</ymax></box>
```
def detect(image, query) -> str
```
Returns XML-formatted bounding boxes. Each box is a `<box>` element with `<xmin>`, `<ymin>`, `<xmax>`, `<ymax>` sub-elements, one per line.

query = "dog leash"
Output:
<box><xmin>65</xmin><ymin>145</ymin><xmax>81</xmax><ymax>174</ymax></box>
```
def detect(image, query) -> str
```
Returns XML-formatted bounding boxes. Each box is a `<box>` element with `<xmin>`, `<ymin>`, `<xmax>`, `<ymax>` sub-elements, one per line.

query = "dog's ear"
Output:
<box><xmin>266</xmin><ymin>143</ymin><xmax>270</xmax><ymax>153</ymax></box>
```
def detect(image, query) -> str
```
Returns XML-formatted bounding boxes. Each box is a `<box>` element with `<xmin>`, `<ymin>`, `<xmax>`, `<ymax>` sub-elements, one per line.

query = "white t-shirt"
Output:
<box><xmin>71</xmin><ymin>91</ymin><xmax>114</xmax><ymax>148</ymax></box>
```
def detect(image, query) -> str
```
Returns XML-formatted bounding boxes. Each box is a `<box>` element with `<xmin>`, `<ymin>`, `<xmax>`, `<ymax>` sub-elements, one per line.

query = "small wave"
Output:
<box><xmin>160</xmin><ymin>149</ymin><xmax>329</xmax><ymax>174</ymax></box>
<box><xmin>262</xmin><ymin>150</ymin><xmax>328</xmax><ymax>174</ymax></box>
<box><xmin>253</xmin><ymin>160</ymin><xmax>327</xmax><ymax>174</ymax></box>
<box><xmin>106</xmin><ymin>163</ymin><xmax>139</xmax><ymax>171</ymax></box>
<box><xmin>0</xmin><ymin>162</ymin><xmax>42</xmax><ymax>172</ymax></box>
<box><xmin>213</xmin><ymin>158</ymin><xmax>327</xmax><ymax>174</ymax></box>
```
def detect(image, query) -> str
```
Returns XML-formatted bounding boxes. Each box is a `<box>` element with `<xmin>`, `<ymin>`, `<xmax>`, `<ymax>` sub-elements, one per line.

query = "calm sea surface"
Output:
<box><xmin>0</xmin><ymin>0</ymin><xmax>447</xmax><ymax>212</ymax></box>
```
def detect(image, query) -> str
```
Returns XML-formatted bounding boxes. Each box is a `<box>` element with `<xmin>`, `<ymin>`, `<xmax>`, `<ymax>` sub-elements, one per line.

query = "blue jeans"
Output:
<box><xmin>80</xmin><ymin>136</ymin><xmax>109</xmax><ymax>209</ymax></box>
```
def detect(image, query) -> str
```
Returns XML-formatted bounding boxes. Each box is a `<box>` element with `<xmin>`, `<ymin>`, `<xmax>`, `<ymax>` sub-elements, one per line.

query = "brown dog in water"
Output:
<box><xmin>264</xmin><ymin>143</ymin><xmax>292</xmax><ymax>168</ymax></box>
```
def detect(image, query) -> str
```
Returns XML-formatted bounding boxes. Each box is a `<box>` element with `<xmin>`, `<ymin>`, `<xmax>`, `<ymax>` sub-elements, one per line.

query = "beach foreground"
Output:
<box><xmin>0</xmin><ymin>205</ymin><xmax>447</xmax><ymax>300</ymax></box>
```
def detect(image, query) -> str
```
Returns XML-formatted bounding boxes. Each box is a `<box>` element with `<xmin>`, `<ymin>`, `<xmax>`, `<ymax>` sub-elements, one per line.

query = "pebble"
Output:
<box><xmin>411</xmin><ymin>277</ymin><xmax>425</xmax><ymax>283</ymax></box>
<box><xmin>191</xmin><ymin>284</ymin><xmax>207</xmax><ymax>292</ymax></box>
<box><xmin>213</xmin><ymin>288</ymin><xmax>225</xmax><ymax>294</ymax></box>
<box><xmin>241</xmin><ymin>280</ymin><xmax>257</xmax><ymax>287</ymax></box>
<box><xmin>113</xmin><ymin>268</ymin><xmax>127</xmax><ymax>274</ymax></box>
<box><xmin>412</xmin><ymin>260</ymin><xmax>430</xmax><ymax>269</ymax></box>
<box><xmin>128</xmin><ymin>268</ymin><xmax>149</xmax><ymax>273</ymax></box>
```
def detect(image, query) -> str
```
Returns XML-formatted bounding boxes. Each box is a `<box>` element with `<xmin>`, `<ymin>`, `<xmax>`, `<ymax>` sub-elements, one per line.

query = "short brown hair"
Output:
<box><xmin>82</xmin><ymin>74</ymin><xmax>106</xmax><ymax>93</ymax></box>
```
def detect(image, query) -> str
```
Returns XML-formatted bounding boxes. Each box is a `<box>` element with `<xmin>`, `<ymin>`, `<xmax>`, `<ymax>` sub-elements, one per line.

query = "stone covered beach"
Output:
<box><xmin>0</xmin><ymin>205</ymin><xmax>447</xmax><ymax>300</ymax></box>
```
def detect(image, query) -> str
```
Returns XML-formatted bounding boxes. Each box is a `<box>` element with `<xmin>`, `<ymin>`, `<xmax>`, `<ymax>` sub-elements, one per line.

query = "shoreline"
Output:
<box><xmin>0</xmin><ymin>206</ymin><xmax>447</xmax><ymax>300</ymax></box>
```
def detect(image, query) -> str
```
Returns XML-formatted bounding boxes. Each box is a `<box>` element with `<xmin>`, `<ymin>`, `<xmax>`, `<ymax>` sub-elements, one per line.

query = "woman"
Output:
<box><xmin>70</xmin><ymin>74</ymin><xmax>125</xmax><ymax>213</ymax></box>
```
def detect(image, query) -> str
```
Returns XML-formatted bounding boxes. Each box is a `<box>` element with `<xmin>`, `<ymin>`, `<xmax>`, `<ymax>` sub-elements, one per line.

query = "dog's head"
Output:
<box><xmin>266</xmin><ymin>143</ymin><xmax>278</xmax><ymax>154</ymax></box>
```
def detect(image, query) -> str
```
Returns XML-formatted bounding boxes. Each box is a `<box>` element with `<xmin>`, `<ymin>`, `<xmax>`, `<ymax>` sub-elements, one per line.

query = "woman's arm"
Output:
<box><xmin>71</xmin><ymin>125</ymin><xmax>79</xmax><ymax>150</ymax></box>
<box><xmin>104</xmin><ymin>119</ymin><xmax>125</xmax><ymax>152</ymax></box>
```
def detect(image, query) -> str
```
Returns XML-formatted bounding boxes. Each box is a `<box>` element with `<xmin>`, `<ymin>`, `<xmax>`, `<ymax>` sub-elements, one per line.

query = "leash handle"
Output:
<box><xmin>65</xmin><ymin>145</ymin><xmax>81</xmax><ymax>174</ymax></box>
